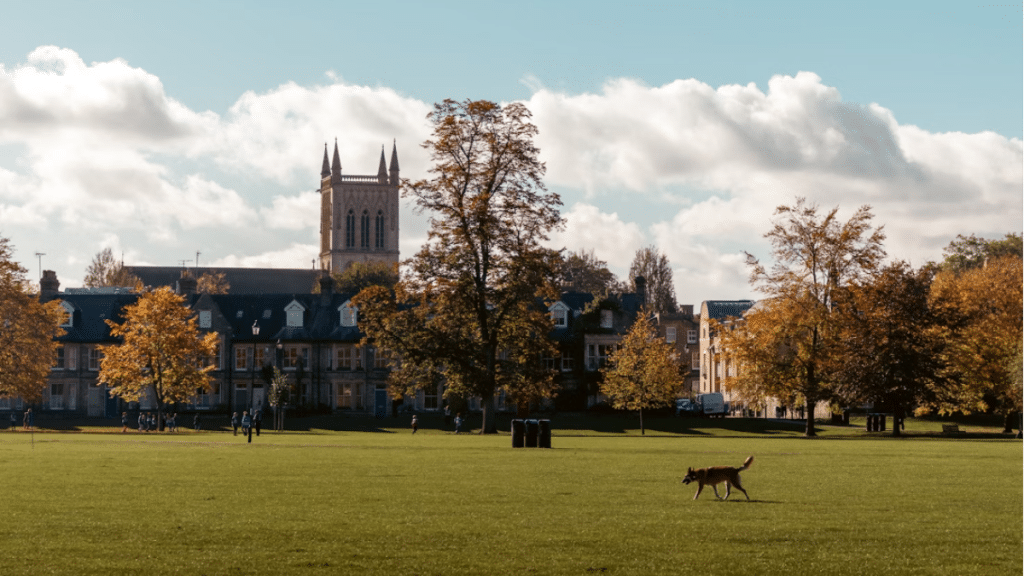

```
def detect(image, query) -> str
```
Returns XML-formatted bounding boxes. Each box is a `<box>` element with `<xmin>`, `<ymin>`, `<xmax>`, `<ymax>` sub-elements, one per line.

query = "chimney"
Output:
<box><xmin>177</xmin><ymin>270</ymin><xmax>197</xmax><ymax>296</ymax></box>
<box><xmin>634</xmin><ymin>275</ymin><xmax>647</xmax><ymax>309</ymax></box>
<box><xmin>318</xmin><ymin>272</ymin><xmax>334</xmax><ymax>305</ymax></box>
<box><xmin>40</xmin><ymin>270</ymin><xmax>60</xmax><ymax>302</ymax></box>
<box><xmin>679</xmin><ymin>304</ymin><xmax>693</xmax><ymax>317</ymax></box>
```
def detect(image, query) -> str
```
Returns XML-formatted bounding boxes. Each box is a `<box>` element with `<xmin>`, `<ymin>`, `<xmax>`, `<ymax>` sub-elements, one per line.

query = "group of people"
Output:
<box><xmin>121</xmin><ymin>411</ymin><xmax>182</xmax><ymax>433</ymax></box>
<box><xmin>231</xmin><ymin>410</ymin><xmax>263</xmax><ymax>442</ymax></box>
<box><xmin>9</xmin><ymin>409</ymin><xmax>32</xmax><ymax>430</ymax></box>
<box><xmin>410</xmin><ymin>407</ymin><xmax>465</xmax><ymax>434</ymax></box>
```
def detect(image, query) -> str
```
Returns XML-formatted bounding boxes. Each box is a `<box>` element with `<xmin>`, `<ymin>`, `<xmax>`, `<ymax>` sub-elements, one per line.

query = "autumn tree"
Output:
<box><xmin>719</xmin><ymin>198</ymin><xmax>886</xmax><ymax>436</ymax></box>
<box><xmin>561</xmin><ymin>249</ymin><xmax>623</xmax><ymax>295</ymax></box>
<box><xmin>99</xmin><ymin>287</ymin><xmax>219</xmax><ymax>429</ymax></box>
<box><xmin>834</xmin><ymin>262</ymin><xmax>948</xmax><ymax>436</ymax></box>
<box><xmin>938</xmin><ymin>232</ymin><xmax>1022</xmax><ymax>273</ymax></box>
<box><xmin>328</xmin><ymin>261</ymin><xmax>399</xmax><ymax>294</ymax></box>
<box><xmin>196</xmin><ymin>270</ymin><xmax>230</xmax><ymax>294</ymax></box>
<box><xmin>600</xmin><ymin>309</ymin><xmax>683</xmax><ymax>435</ymax></box>
<box><xmin>0</xmin><ymin>236</ymin><xmax>66</xmax><ymax>401</ymax></box>
<box><xmin>628</xmin><ymin>246</ymin><xmax>677</xmax><ymax>314</ymax></box>
<box><xmin>84</xmin><ymin>247</ymin><xmax>141</xmax><ymax>289</ymax></box>
<box><xmin>354</xmin><ymin>99</ymin><xmax>563</xmax><ymax>434</ymax></box>
<box><xmin>927</xmin><ymin>255</ymin><xmax>1023</xmax><ymax>425</ymax></box>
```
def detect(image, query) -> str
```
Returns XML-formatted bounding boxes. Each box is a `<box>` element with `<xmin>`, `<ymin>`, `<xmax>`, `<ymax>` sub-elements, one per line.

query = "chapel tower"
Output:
<box><xmin>319</xmin><ymin>140</ymin><xmax>400</xmax><ymax>272</ymax></box>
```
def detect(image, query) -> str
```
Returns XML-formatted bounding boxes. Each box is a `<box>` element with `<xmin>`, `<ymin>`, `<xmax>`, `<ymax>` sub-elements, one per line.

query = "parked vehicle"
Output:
<box><xmin>675</xmin><ymin>398</ymin><xmax>699</xmax><ymax>417</ymax></box>
<box><xmin>696</xmin><ymin>393</ymin><xmax>727</xmax><ymax>418</ymax></box>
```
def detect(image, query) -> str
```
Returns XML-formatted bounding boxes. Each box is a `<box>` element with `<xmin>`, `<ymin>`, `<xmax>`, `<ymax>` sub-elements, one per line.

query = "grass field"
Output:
<box><xmin>1</xmin><ymin>416</ymin><xmax>1020</xmax><ymax>576</ymax></box>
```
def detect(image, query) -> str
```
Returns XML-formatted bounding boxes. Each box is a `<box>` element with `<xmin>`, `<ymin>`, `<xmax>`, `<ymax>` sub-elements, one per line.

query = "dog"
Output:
<box><xmin>681</xmin><ymin>455</ymin><xmax>753</xmax><ymax>500</ymax></box>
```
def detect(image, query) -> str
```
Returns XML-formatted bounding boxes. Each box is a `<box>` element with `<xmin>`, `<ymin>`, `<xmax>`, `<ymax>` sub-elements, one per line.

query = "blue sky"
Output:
<box><xmin>1</xmin><ymin>0</ymin><xmax>1021</xmax><ymax>305</ymax></box>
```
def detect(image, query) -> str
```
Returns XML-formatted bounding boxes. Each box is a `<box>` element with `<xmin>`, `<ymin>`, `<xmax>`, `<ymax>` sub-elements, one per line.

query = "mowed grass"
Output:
<box><xmin>0</xmin><ymin>423</ymin><xmax>1020</xmax><ymax>576</ymax></box>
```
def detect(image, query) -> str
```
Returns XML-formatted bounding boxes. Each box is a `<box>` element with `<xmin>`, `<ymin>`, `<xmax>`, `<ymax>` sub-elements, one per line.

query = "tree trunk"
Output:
<box><xmin>891</xmin><ymin>404</ymin><xmax>903</xmax><ymax>437</ymax></box>
<box><xmin>481</xmin><ymin>391</ymin><xmax>497</xmax><ymax>434</ymax></box>
<box><xmin>639</xmin><ymin>407</ymin><xmax>645</xmax><ymax>436</ymax></box>
<box><xmin>804</xmin><ymin>400</ymin><xmax>816</xmax><ymax>437</ymax></box>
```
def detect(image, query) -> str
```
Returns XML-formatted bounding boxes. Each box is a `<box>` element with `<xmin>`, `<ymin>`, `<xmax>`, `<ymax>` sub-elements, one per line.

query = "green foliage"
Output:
<box><xmin>561</xmin><ymin>248</ymin><xmax>623</xmax><ymax>295</ymax></box>
<box><xmin>939</xmin><ymin>232</ymin><xmax>1022</xmax><ymax>273</ymax></box>
<box><xmin>325</xmin><ymin>260</ymin><xmax>399</xmax><ymax>294</ymax></box>
<box><xmin>600</xmin><ymin>309</ymin><xmax>682</xmax><ymax>434</ymax></box>
<box><xmin>628</xmin><ymin>245</ymin><xmax>677</xmax><ymax>314</ymax></box>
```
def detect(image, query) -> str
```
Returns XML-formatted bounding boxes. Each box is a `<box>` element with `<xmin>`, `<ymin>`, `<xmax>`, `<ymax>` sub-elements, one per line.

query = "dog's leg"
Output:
<box><xmin>723</xmin><ymin>482</ymin><xmax>731</xmax><ymax>500</ymax></box>
<box><xmin>733</xmin><ymin>476</ymin><xmax>750</xmax><ymax>501</ymax></box>
<box><xmin>693</xmin><ymin>483</ymin><xmax>704</xmax><ymax>500</ymax></box>
<box><xmin>712</xmin><ymin>485</ymin><xmax>722</xmax><ymax>499</ymax></box>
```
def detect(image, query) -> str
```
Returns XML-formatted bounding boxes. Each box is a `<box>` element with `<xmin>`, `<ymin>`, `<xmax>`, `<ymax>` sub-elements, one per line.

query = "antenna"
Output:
<box><xmin>178</xmin><ymin>259</ymin><xmax>191</xmax><ymax>269</ymax></box>
<box><xmin>196</xmin><ymin>251</ymin><xmax>201</xmax><ymax>269</ymax></box>
<box><xmin>34</xmin><ymin>253</ymin><xmax>45</xmax><ymax>279</ymax></box>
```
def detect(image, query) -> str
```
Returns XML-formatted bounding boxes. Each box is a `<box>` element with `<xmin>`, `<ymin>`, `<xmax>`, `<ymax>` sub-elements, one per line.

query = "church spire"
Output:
<box><xmin>320</xmin><ymin>143</ymin><xmax>330</xmax><ymax>178</ymax></box>
<box><xmin>377</xmin><ymin>145</ymin><xmax>388</xmax><ymax>183</ymax></box>
<box><xmin>389</xmin><ymin>139</ymin><xmax>400</xmax><ymax>185</ymax></box>
<box><xmin>331</xmin><ymin>139</ymin><xmax>341</xmax><ymax>180</ymax></box>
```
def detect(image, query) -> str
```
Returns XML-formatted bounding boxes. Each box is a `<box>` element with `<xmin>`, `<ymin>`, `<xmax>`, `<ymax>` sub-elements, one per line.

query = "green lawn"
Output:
<box><xmin>1</xmin><ymin>418</ymin><xmax>1020</xmax><ymax>576</ymax></box>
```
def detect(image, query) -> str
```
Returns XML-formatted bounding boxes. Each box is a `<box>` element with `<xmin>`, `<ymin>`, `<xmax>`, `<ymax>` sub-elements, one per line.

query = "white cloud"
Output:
<box><xmin>208</xmin><ymin>243</ymin><xmax>318</xmax><ymax>269</ymax></box>
<box><xmin>546</xmin><ymin>202</ymin><xmax>647</xmax><ymax>271</ymax></box>
<box><xmin>260</xmin><ymin>190</ymin><xmax>320</xmax><ymax>230</ymax></box>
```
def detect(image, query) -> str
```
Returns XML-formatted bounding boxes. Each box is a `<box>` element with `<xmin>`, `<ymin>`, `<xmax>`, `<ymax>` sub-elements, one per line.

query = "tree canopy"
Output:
<box><xmin>938</xmin><ymin>232</ymin><xmax>1022</xmax><ymax>273</ymax></box>
<box><xmin>328</xmin><ymin>261</ymin><xmax>399</xmax><ymax>295</ymax></box>
<box><xmin>100</xmin><ymin>287</ymin><xmax>219</xmax><ymax>427</ymax></box>
<box><xmin>600</xmin><ymin>309</ymin><xmax>683</xmax><ymax>435</ymax></box>
<box><xmin>354</xmin><ymin>99</ymin><xmax>563</xmax><ymax>433</ymax></box>
<box><xmin>84</xmin><ymin>247</ymin><xmax>141</xmax><ymax>289</ymax></box>
<box><xmin>560</xmin><ymin>249</ymin><xmax>623</xmax><ymax>295</ymax></box>
<box><xmin>0</xmin><ymin>236</ymin><xmax>66</xmax><ymax>401</ymax></box>
<box><xmin>628</xmin><ymin>246</ymin><xmax>677</xmax><ymax>314</ymax></box>
<box><xmin>196</xmin><ymin>270</ymin><xmax>230</xmax><ymax>294</ymax></box>
<box><xmin>720</xmin><ymin>198</ymin><xmax>886</xmax><ymax>436</ymax></box>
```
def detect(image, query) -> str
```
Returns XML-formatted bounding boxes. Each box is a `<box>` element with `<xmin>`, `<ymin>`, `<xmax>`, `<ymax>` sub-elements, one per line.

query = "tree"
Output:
<box><xmin>719</xmin><ymin>198</ymin><xmax>886</xmax><ymax>436</ymax></box>
<box><xmin>327</xmin><ymin>261</ymin><xmax>399</xmax><ymax>294</ymax></box>
<box><xmin>196</xmin><ymin>271</ymin><xmax>230</xmax><ymax>294</ymax></box>
<box><xmin>354</xmin><ymin>99</ymin><xmax>564</xmax><ymax>434</ymax></box>
<box><xmin>0</xmin><ymin>236</ymin><xmax>66</xmax><ymax>401</ymax></box>
<box><xmin>939</xmin><ymin>232</ymin><xmax>1022</xmax><ymax>273</ymax></box>
<box><xmin>927</xmin><ymin>255</ymin><xmax>1023</xmax><ymax>422</ymax></box>
<box><xmin>834</xmin><ymin>262</ymin><xmax>948</xmax><ymax>436</ymax></box>
<box><xmin>600</xmin><ymin>309</ymin><xmax>683</xmax><ymax>435</ymax></box>
<box><xmin>266</xmin><ymin>366</ymin><xmax>290</xmax><ymax>432</ymax></box>
<box><xmin>561</xmin><ymin>249</ymin><xmax>622</xmax><ymax>295</ymax></box>
<box><xmin>99</xmin><ymin>287</ymin><xmax>219</xmax><ymax>430</ymax></box>
<box><xmin>84</xmin><ymin>247</ymin><xmax>141</xmax><ymax>289</ymax></box>
<box><xmin>628</xmin><ymin>246</ymin><xmax>677</xmax><ymax>314</ymax></box>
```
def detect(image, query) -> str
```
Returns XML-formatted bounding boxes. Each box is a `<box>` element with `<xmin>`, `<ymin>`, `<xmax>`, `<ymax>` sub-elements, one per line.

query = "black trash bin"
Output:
<box><xmin>867</xmin><ymin>414</ymin><xmax>875</xmax><ymax>432</ymax></box>
<box><xmin>879</xmin><ymin>414</ymin><xmax>886</xmax><ymax>432</ymax></box>
<box><xmin>524</xmin><ymin>419</ymin><xmax>539</xmax><ymax>448</ymax></box>
<box><xmin>538</xmin><ymin>419</ymin><xmax>551</xmax><ymax>448</ymax></box>
<box><xmin>511</xmin><ymin>419</ymin><xmax>525</xmax><ymax>448</ymax></box>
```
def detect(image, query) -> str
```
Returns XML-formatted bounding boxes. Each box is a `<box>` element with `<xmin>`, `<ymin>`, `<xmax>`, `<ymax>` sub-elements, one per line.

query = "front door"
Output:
<box><xmin>251</xmin><ymin>387</ymin><xmax>265</xmax><ymax>413</ymax></box>
<box><xmin>374</xmin><ymin>389</ymin><xmax>387</xmax><ymax>419</ymax></box>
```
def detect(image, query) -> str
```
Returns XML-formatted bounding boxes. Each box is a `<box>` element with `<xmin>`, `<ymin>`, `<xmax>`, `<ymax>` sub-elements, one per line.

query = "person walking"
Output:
<box><xmin>148</xmin><ymin>412</ymin><xmax>157</xmax><ymax>433</ymax></box>
<box><xmin>168</xmin><ymin>413</ymin><xmax>177</xmax><ymax>433</ymax></box>
<box><xmin>121</xmin><ymin>412</ymin><xmax>129</xmax><ymax>433</ymax></box>
<box><xmin>241</xmin><ymin>410</ymin><xmax>252</xmax><ymax>443</ymax></box>
<box><xmin>23</xmin><ymin>408</ymin><xmax>32</xmax><ymax>430</ymax></box>
<box><xmin>9</xmin><ymin>411</ymin><xmax>16</xmax><ymax>431</ymax></box>
<box><xmin>454</xmin><ymin>412</ymin><xmax>463</xmax><ymax>435</ymax></box>
<box><xmin>231</xmin><ymin>412</ymin><xmax>239</xmax><ymax>436</ymax></box>
<box><xmin>253</xmin><ymin>410</ymin><xmax>262</xmax><ymax>437</ymax></box>
<box><xmin>411</xmin><ymin>414</ymin><xmax>418</xmax><ymax>434</ymax></box>
<box><xmin>138</xmin><ymin>412</ymin><xmax>146</xmax><ymax>432</ymax></box>
<box><xmin>193</xmin><ymin>413</ymin><xmax>201</xmax><ymax>432</ymax></box>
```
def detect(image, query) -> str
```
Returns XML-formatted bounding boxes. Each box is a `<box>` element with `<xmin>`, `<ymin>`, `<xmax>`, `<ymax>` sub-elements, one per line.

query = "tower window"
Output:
<box><xmin>375</xmin><ymin>210</ymin><xmax>385</xmax><ymax>249</ymax></box>
<box><xmin>345</xmin><ymin>210</ymin><xmax>355</xmax><ymax>248</ymax></box>
<box><xmin>360</xmin><ymin>210</ymin><xmax>370</xmax><ymax>248</ymax></box>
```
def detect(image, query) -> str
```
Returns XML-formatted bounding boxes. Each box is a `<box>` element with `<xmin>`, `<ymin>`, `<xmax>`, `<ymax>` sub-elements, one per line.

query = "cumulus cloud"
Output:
<box><xmin>546</xmin><ymin>202</ymin><xmax>647</xmax><ymax>270</ymax></box>
<box><xmin>208</xmin><ymin>243</ymin><xmax>318</xmax><ymax>269</ymax></box>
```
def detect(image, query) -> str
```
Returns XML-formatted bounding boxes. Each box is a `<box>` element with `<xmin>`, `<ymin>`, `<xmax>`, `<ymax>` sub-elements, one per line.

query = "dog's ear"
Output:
<box><xmin>687</xmin><ymin>467</ymin><xmax>693</xmax><ymax>473</ymax></box>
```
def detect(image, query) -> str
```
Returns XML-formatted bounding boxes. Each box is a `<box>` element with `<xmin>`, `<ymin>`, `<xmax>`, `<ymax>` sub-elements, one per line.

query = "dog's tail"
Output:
<box><xmin>739</xmin><ymin>455</ymin><xmax>754</xmax><ymax>470</ymax></box>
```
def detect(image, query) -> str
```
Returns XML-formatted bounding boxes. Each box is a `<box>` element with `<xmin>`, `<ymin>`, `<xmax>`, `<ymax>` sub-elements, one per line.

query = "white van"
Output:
<box><xmin>697</xmin><ymin>393</ymin><xmax>727</xmax><ymax>418</ymax></box>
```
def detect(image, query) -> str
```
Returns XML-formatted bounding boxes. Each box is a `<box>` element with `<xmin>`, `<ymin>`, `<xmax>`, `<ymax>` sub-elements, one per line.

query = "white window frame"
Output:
<box><xmin>88</xmin><ymin>347</ymin><xmax>102</xmax><ymax>371</ymax></box>
<box><xmin>285</xmin><ymin>301</ymin><xmax>305</xmax><ymax>328</ymax></box>
<box><xmin>198</xmin><ymin>310</ymin><xmax>212</xmax><ymax>329</ymax></box>
<box><xmin>666</xmin><ymin>327</ymin><xmax>677</xmax><ymax>343</ymax></box>
<box><xmin>53</xmin><ymin>346</ymin><xmax>65</xmax><ymax>370</ymax></box>
<box><xmin>340</xmin><ymin>301</ymin><xmax>358</xmax><ymax>327</ymax></box>
<box><xmin>59</xmin><ymin>301</ymin><xmax>75</xmax><ymax>328</ymax></box>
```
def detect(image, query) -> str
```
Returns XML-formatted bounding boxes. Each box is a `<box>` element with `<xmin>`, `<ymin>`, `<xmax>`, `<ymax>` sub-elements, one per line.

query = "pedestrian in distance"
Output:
<box><xmin>138</xmin><ymin>412</ymin><xmax>146</xmax><ymax>432</ymax></box>
<box><xmin>241</xmin><ymin>410</ymin><xmax>252</xmax><ymax>443</ymax></box>
<box><xmin>254</xmin><ymin>410</ymin><xmax>262</xmax><ymax>436</ymax></box>
<box><xmin>194</xmin><ymin>413</ymin><xmax>201</xmax><ymax>432</ymax></box>
<box><xmin>411</xmin><ymin>414</ymin><xmax>418</xmax><ymax>434</ymax></box>
<box><xmin>454</xmin><ymin>412</ymin><xmax>463</xmax><ymax>435</ymax></box>
<box><xmin>231</xmin><ymin>412</ymin><xmax>239</xmax><ymax>436</ymax></box>
<box><xmin>148</xmin><ymin>412</ymin><xmax>156</xmax><ymax>432</ymax></box>
<box><xmin>169</xmin><ymin>413</ymin><xmax>177</xmax><ymax>433</ymax></box>
<box><xmin>121</xmin><ymin>412</ymin><xmax>129</xmax><ymax>433</ymax></box>
<box><xmin>24</xmin><ymin>408</ymin><xmax>33</xmax><ymax>430</ymax></box>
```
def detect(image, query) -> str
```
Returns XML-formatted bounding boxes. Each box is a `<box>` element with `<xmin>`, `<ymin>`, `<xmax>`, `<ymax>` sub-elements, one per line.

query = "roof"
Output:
<box><xmin>128</xmin><ymin>266</ymin><xmax>319</xmax><ymax>295</ymax></box>
<box><xmin>701</xmin><ymin>300</ymin><xmax>756</xmax><ymax>322</ymax></box>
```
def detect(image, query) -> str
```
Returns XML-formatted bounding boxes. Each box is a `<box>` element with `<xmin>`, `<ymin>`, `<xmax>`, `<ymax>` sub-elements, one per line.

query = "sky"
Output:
<box><xmin>1</xmin><ymin>0</ymin><xmax>1021</xmax><ymax>307</ymax></box>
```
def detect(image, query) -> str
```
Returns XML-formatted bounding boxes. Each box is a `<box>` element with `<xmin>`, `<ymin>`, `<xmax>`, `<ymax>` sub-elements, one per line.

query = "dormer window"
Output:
<box><xmin>285</xmin><ymin>300</ymin><xmax>305</xmax><ymax>328</ymax></box>
<box><xmin>339</xmin><ymin>301</ymin><xmax>358</xmax><ymax>327</ymax></box>
<box><xmin>600</xmin><ymin>310</ymin><xmax>613</xmax><ymax>329</ymax></box>
<box><xmin>548</xmin><ymin>302</ymin><xmax>569</xmax><ymax>328</ymax></box>
<box><xmin>59</xmin><ymin>301</ymin><xmax>75</xmax><ymax>328</ymax></box>
<box><xmin>198</xmin><ymin>310</ymin><xmax>212</xmax><ymax>329</ymax></box>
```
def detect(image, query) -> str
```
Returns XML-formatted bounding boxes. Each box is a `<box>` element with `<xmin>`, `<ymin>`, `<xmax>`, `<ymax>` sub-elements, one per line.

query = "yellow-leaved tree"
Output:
<box><xmin>99</xmin><ymin>287</ymin><xmax>219</xmax><ymax>429</ymax></box>
<box><xmin>600</xmin><ymin>309</ymin><xmax>684</xmax><ymax>435</ymax></box>
<box><xmin>0</xmin><ymin>236</ymin><xmax>66</xmax><ymax>401</ymax></box>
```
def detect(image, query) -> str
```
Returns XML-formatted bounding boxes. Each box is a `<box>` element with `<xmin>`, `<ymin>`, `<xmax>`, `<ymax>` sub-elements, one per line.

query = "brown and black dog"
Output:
<box><xmin>681</xmin><ymin>456</ymin><xmax>753</xmax><ymax>500</ymax></box>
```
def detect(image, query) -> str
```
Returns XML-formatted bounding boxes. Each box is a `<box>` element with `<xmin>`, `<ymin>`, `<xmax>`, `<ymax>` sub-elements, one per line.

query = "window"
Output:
<box><xmin>560</xmin><ymin>351</ymin><xmax>574</xmax><ymax>372</ymax></box>
<box><xmin>360</xmin><ymin>210</ymin><xmax>370</xmax><ymax>248</ymax></box>
<box><xmin>373</xmin><ymin>348</ymin><xmax>390</xmax><ymax>370</ymax></box>
<box><xmin>666</xmin><ymin>327</ymin><xmax>677</xmax><ymax>343</ymax></box>
<box><xmin>203</xmin><ymin>346</ymin><xmax>221</xmax><ymax>371</ymax></box>
<box><xmin>543</xmin><ymin>356</ymin><xmax>556</xmax><ymax>371</ymax></box>
<box><xmin>600</xmin><ymin>310</ymin><xmax>613</xmax><ymax>329</ymax></box>
<box><xmin>375</xmin><ymin>210</ymin><xmax>385</xmax><ymax>249</ymax></box>
<box><xmin>587</xmin><ymin>344</ymin><xmax>614</xmax><ymax>371</ymax></box>
<box><xmin>49</xmin><ymin>383</ymin><xmax>64</xmax><ymax>410</ymax></box>
<box><xmin>340</xmin><ymin>302</ymin><xmax>357</xmax><ymax>327</ymax></box>
<box><xmin>53</xmin><ymin>346</ymin><xmax>65</xmax><ymax>370</ymax></box>
<box><xmin>687</xmin><ymin>330</ymin><xmax>697</xmax><ymax>344</ymax></box>
<box><xmin>424</xmin><ymin>386</ymin><xmax>439</xmax><ymax>410</ymax></box>
<box><xmin>336</xmin><ymin>346</ymin><xmax>353</xmax><ymax>370</ymax></box>
<box><xmin>235</xmin><ymin>347</ymin><xmax>250</xmax><ymax>371</ymax></box>
<box><xmin>345</xmin><ymin>210</ymin><xmax>356</xmax><ymax>248</ymax></box>
<box><xmin>253</xmin><ymin>347</ymin><xmax>266</xmax><ymax>369</ymax></box>
<box><xmin>89</xmin><ymin>348</ymin><xmax>102</xmax><ymax>371</ymax></box>
<box><xmin>550</xmin><ymin>305</ymin><xmax>567</xmax><ymax>327</ymax></box>
<box><xmin>337</xmin><ymin>382</ymin><xmax>362</xmax><ymax>409</ymax></box>
<box><xmin>283</xmin><ymin>347</ymin><xmax>309</xmax><ymax>370</ymax></box>
<box><xmin>285</xmin><ymin>301</ymin><xmax>305</xmax><ymax>327</ymax></box>
<box><xmin>198</xmin><ymin>310</ymin><xmax>212</xmax><ymax>329</ymax></box>
<box><xmin>60</xmin><ymin>301</ymin><xmax>74</xmax><ymax>327</ymax></box>
<box><xmin>692</xmin><ymin>351</ymin><xmax>699</xmax><ymax>371</ymax></box>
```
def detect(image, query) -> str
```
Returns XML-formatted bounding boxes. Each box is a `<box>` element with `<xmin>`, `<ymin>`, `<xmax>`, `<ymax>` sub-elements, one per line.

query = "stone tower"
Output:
<box><xmin>319</xmin><ymin>140</ymin><xmax>400</xmax><ymax>272</ymax></box>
